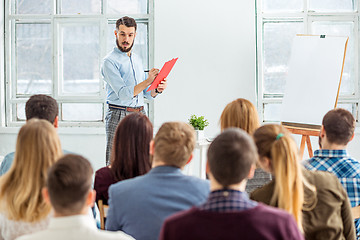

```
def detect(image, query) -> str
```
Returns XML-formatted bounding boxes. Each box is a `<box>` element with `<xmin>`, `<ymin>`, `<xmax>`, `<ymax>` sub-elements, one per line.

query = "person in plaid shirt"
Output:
<box><xmin>304</xmin><ymin>108</ymin><xmax>360</xmax><ymax>239</ymax></box>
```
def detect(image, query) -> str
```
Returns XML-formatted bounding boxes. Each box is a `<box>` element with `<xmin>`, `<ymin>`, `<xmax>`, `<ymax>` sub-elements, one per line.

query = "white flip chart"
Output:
<box><xmin>281</xmin><ymin>35</ymin><xmax>348</xmax><ymax>127</ymax></box>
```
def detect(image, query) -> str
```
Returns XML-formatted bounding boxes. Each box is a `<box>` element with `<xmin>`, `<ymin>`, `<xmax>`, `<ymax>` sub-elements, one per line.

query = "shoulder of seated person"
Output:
<box><xmin>249</xmin><ymin>180</ymin><xmax>275</xmax><ymax>203</ymax></box>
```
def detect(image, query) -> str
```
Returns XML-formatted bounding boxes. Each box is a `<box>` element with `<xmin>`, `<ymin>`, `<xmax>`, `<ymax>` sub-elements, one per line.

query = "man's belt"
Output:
<box><xmin>108</xmin><ymin>104</ymin><xmax>144</xmax><ymax>112</ymax></box>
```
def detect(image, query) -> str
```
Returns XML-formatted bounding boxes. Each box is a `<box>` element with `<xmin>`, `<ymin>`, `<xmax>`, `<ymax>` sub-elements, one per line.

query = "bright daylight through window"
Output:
<box><xmin>5</xmin><ymin>0</ymin><xmax>152</xmax><ymax>126</ymax></box>
<box><xmin>257</xmin><ymin>0</ymin><xmax>359</xmax><ymax>122</ymax></box>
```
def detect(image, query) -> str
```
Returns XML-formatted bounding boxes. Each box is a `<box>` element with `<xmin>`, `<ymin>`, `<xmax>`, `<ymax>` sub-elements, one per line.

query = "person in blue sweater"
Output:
<box><xmin>105</xmin><ymin>122</ymin><xmax>210</xmax><ymax>240</ymax></box>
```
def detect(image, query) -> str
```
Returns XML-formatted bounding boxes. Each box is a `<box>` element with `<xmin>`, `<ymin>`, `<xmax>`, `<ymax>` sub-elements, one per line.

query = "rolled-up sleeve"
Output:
<box><xmin>102</xmin><ymin>59</ymin><xmax>135</xmax><ymax>100</ymax></box>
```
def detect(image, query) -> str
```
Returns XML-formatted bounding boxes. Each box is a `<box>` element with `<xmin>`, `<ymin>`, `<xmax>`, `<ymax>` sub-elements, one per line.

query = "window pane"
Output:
<box><xmin>337</xmin><ymin>103</ymin><xmax>356</xmax><ymax>118</ymax></box>
<box><xmin>263</xmin><ymin>22</ymin><xmax>304</xmax><ymax>94</ymax></box>
<box><xmin>16</xmin><ymin>0</ymin><xmax>52</xmax><ymax>14</ymax></box>
<box><xmin>107</xmin><ymin>0</ymin><xmax>147</xmax><ymax>14</ymax></box>
<box><xmin>263</xmin><ymin>103</ymin><xmax>282</xmax><ymax>122</ymax></box>
<box><xmin>107</xmin><ymin>22</ymin><xmax>148</xmax><ymax>69</ymax></box>
<box><xmin>16</xmin><ymin>23</ymin><xmax>52</xmax><ymax>95</ymax></box>
<box><xmin>16</xmin><ymin>103</ymin><xmax>26</xmax><ymax>121</ymax></box>
<box><xmin>62</xmin><ymin>103</ymin><xmax>103</xmax><ymax>121</ymax></box>
<box><xmin>262</xmin><ymin>0</ymin><xmax>303</xmax><ymax>12</ymax></box>
<box><xmin>312</xmin><ymin>22</ymin><xmax>355</xmax><ymax>95</ymax></box>
<box><xmin>60</xmin><ymin>0</ymin><xmax>101</xmax><ymax>14</ymax></box>
<box><xmin>309</xmin><ymin>0</ymin><xmax>355</xmax><ymax>12</ymax></box>
<box><xmin>61</xmin><ymin>24</ymin><xmax>100</xmax><ymax>94</ymax></box>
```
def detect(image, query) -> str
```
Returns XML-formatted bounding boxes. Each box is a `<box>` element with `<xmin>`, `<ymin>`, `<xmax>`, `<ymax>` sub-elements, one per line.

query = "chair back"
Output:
<box><xmin>98</xmin><ymin>199</ymin><xmax>109</xmax><ymax>230</ymax></box>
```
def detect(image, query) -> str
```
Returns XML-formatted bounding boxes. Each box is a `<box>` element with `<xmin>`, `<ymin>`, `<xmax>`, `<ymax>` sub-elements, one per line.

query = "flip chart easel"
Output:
<box><xmin>282</xmin><ymin>123</ymin><xmax>320</xmax><ymax>159</ymax></box>
<box><xmin>281</xmin><ymin>35</ymin><xmax>348</xmax><ymax>159</ymax></box>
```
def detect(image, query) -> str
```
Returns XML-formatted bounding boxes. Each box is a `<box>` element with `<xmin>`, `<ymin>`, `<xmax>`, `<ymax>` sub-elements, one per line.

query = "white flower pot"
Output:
<box><xmin>196</xmin><ymin>130</ymin><xmax>205</xmax><ymax>141</ymax></box>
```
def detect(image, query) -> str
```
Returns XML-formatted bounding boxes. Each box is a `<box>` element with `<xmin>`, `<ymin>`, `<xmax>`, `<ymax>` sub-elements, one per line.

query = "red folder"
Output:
<box><xmin>147</xmin><ymin>58</ymin><xmax>178</xmax><ymax>92</ymax></box>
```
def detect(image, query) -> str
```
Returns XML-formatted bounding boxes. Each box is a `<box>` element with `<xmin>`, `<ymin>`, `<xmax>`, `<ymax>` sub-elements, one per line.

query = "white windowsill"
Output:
<box><xmin>0</xmin><ymin>126</ymin><xmax>106</xmax><ymax>135</ymax></box>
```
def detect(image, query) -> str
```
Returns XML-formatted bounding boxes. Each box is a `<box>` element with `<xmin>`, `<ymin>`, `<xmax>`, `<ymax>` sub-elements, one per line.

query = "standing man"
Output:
<box><xmin>102</xmin><ymin>16</ymin><xmax>167</xmax><ymax>165</ymax></box>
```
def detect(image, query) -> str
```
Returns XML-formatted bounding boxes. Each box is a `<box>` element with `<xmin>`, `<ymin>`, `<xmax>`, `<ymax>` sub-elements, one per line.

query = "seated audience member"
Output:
<box><xmin>160</xmin><ymin>128</ymin><xmax>304</xmax><ymax>240</ymax></box>
<box><xmin>0</xmin><ymin>94</ymin><xmax>60</xmax><ymax>176</ymax></box>
<box><xmin>303</xmin><ymin>108</ymin><xmax>360</xmax><ymax>238</ymax></box>
<box><xmin>94</xmin><ymin>113</ymin><xmax>152</xmax><ymax>206</ymax></box>
<box><xmin>251</xmin><ymin>124</ymin><xmax>355</xmax><ymax>239</ymax></box>
<box><xmin>0</xmin><ymin>119</ymin><xmax>63</xmax><ymax>240</ymax></box>
<box><xmin>17</xmin><ymin>154</ymin><xmax>134</xmax><ymax>240</ymax></box>
<box><xmin>220</xmin><ymin>98</ymin><xmax>271</xmax><ymax>192</ymax></box>
<box><xmin>106</xmin><ymin>122</ymin><xmax>210</xmax><ymax>240</ymax></box>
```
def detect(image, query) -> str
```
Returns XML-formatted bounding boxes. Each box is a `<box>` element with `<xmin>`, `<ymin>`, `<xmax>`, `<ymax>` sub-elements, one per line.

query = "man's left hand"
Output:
<box><xmin>157</xmin><ymin>78</ymin><xmax>168</xmax><ymax>93</ymax></box>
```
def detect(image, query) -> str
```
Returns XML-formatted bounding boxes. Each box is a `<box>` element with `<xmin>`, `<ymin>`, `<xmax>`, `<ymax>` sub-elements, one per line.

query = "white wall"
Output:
<box><xmin>153</xmin><ymin>0</ymin><xmax>256</xmax><ymax>137</ymax></box>
<box><xmin>3</xmin><ymin>1</ymin><xmax>360</xmax><ymax>171</ymax></box>
<box><xmin>0</xmin><ymin>0</ymin><xmax>256</xmax><ymax>172</ymax></box>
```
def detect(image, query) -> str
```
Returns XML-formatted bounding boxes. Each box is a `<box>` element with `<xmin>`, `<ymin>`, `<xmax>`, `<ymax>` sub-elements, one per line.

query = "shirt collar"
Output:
<box><xmin>314</xmin><ymin>149</ymin><xmax>349</xmax><ymax>158</ymax></box>
<box><xmin>200</xmin><ymin>189</ymin><xmax>257</xmax><ymax>212</ymax></box>
<box><xmin>208</xmin><ymin>189</ymin><xmax>249</xmax><ymax>200</ymax></box>
<box><xmin>149</xmin><ymin>165</ymin><xmax>182</xmax><ymax>174</ymax></box>
<box><xmin>113</xmin><ymin>46</ymin><xmax>132</xmax><ymax>56</ymax></box>
<box><xmin>48</xmin><ymin>215</ymin><xmax>97</xmax><ymax>230</ymax></box>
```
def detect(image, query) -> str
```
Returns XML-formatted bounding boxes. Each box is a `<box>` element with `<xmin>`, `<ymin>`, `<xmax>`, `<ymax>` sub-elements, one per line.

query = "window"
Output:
<box><xmin>257</xmin><ymin>0</ymin><xmax>359</xmax><ymax>122</ymax></box>
<box><xmin>5</xmin><ymin>0</ymin><xmax>154</xmax><ymax>127</ymax></box>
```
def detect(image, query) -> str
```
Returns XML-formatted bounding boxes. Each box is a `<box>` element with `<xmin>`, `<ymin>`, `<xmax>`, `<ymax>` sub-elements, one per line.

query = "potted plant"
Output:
<box><xmin>188</xmin><ymin>114</ymin><xmax>209</xmax><ymax>140</ymax></box>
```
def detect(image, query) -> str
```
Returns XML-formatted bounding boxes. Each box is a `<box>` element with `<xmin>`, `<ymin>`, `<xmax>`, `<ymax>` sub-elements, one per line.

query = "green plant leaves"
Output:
<box><xmin>188</xmin><ymin>114</ymin><xmax>209</xmax><ymax>130</ymax></box>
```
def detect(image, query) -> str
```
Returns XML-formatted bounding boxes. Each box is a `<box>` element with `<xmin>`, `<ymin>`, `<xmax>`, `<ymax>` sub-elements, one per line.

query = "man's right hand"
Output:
<box><xmin>148</xmin><ymin>68</ymin><xmax>159</xmax><ymax>84</ymax></box>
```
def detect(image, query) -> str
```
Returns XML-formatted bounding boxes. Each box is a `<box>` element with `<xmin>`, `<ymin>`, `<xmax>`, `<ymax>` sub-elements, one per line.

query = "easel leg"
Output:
<box><xmin>306</xmin><ymin>135</ymin><xmax>313</xmax><ymax>158</ymax></box>
<box><xmin>299</xmin><ymin>135</ymin><xmax>306</xmax><ymax>160</ymax></box>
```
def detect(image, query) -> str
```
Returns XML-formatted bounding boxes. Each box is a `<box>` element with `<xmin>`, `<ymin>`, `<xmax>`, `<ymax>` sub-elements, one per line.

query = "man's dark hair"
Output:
<box><xmin>322</xmin><ymin>108</ymin><xmax>355</xmax><ymax>145</ymax></box>
<box><xmin>25</xmin><ymin>94</ymin><xmax>58</xmax><ymax>124</ymax></box>
<box><xmin>47</xmin><ymin>154</ymin><xmax>93</xmax><ymax>215</ymax></box>
<box><xmin>116</xmin><ymin>16</ymin><xmax>137</xmax><ymax>31</ymax></box>
<box><xmin>208</xmin><ymin>128</ymin><xmax>257</xmax><ymax>188</ymax></box>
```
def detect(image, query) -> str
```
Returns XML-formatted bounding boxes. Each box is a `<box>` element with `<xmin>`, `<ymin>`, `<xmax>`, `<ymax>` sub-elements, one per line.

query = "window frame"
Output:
<box><xmin>4</xmin><ymin>0</ymin><xmax>155</xmax><ymax>127</ymax></box>
<box><xmin>256</xmin><ymin>0</ymin><xmax>360</xmax><ymax>123</ymax></box>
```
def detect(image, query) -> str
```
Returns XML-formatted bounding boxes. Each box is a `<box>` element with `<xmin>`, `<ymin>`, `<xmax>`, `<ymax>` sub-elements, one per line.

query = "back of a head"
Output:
<box><xmin>154</xmin><ymin>122</ymin><xmax>195</xmax><ymax>168</ymax></box>
<box><xmin>322</xmin><ymin>108</ymin><xmax>355</xmax><ymax>145</ymax></box>
<box><xmin>111</xmin><ymin>113</ymin><xmax>152</xmax><ymax>181</ymax></box>
<box><xmin>13</xmin><ymin>118</ymin><xmax>62</xmax><ymax>177</ymax></box>
<box><xmin>220</xmin><ymin>98</ymin><xmax>260</xmax><ymax>134</ymax></box>
<box><xmin>208</xmin><ymin>128</ymin><xmax>257</xmax><ymax>188</ymax></box>
<box><xmin>116</xmin><ymin>16</ymin><xmax>137</xmax><ymax>31</ymax></box>
<box><xmin>25</xmin><ymin>94</ymin><xmax>58</xmax><ymax>124</ymax></box>
<box><xmin>253</xmin><ymin>124</ymin><xmax>304</xmax><ymax>231</ymax></box>
<box><xmin>47</xmin><ymin>154</ymin><xmax>93</xmax><ymax>215</ymax></box>
<box><xmin>0</xmin><ymin>119</ymin><xmax>62</xmax><ymax>222</ymax></box>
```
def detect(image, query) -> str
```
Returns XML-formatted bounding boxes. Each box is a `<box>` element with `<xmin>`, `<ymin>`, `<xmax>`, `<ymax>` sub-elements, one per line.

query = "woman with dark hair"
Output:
<box><xmin>94</xmin><ymin>113</ymin><xmax>153</xmax><ymax>206</ymax></box>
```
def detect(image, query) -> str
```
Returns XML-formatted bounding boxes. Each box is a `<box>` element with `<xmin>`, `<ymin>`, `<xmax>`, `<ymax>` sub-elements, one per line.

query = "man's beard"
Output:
<box><xmin>116</xmin><ymin>39</ymin><xmax>134</xmax><ymax>53</ymax></box>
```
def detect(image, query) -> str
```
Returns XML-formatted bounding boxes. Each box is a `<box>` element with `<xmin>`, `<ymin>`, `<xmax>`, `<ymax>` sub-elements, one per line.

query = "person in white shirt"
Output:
<box><xmin>17</xmin><ymin>154</ymin><xmax>134</xmax><ymax>240</ymax></box>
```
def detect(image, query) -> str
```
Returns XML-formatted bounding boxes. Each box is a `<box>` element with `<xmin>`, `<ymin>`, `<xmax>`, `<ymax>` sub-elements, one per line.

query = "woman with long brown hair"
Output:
<box><xmin>251</xmin><ymin>124</ymin><xmax>355</xmax><ymax>239</ymax></box>
<box><xmin>219</xmin><ymin>98</ymin><xmax>271</xmax><ymax>192</ymax></box>
<box><xmin>94</xmin><ymin>112</ymin><xmax>153</xmax><ymax>205</ymax></box>
<box><xmin>0</xmin><ymin>119</ymin><xmax>63</xmax><ymax>240</ymax></box>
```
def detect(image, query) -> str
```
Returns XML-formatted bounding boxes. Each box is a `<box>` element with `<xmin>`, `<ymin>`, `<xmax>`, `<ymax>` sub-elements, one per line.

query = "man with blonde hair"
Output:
<box><xmin>106</xmin><ymin>122</ymin><xmax>210</xmax><ymax>240</ymax></box>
